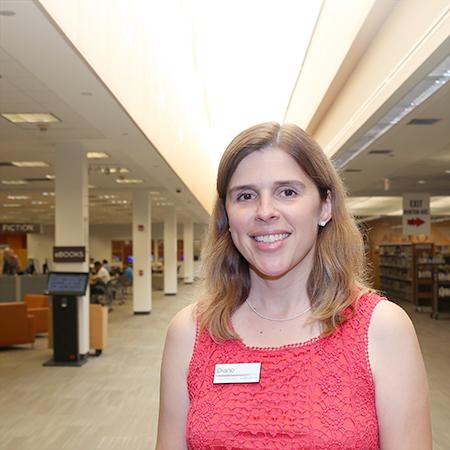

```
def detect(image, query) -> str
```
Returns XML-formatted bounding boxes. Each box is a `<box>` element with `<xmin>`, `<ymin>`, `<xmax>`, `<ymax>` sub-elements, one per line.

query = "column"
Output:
<box><xmin>54</xmin><ymin>142</ymin><xmax>89</xmax><ymax>356</ymax></box>
<box><xmin>132</xmin><ymin>191</ymin><xmax>152</xmax><ymax>314</ymax></box>
<box><xmin>183</xmin><ymin>220</ymin><xmax>194</xmax><ymax>284</ymax></box>
<box><xmin>163</xmin><ymin>206</ymin><xmax>177</xmax><ymax>295</ymax></box>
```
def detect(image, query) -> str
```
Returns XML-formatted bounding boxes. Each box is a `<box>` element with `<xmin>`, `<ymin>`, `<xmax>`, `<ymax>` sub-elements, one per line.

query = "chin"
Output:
<box><xmin>250</xmin><ymin>263</ymin><xmax>291</xmax><ymax>280</ymax></box>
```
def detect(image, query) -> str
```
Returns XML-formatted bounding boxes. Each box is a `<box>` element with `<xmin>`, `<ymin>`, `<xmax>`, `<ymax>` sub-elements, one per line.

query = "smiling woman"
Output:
<box><xmin>156</xmin><ymin>123</ymin><xmax>431</xmax><ymax>450</ymax></box>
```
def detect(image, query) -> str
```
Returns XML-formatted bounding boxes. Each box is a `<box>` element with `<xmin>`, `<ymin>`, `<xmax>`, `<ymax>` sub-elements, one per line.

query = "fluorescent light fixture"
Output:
<box><xmin>334</xmin><ymin>54</ymin><xmax>450</xmax><ymax>168</ymax></box>
<box><xmin>12</xmin><ymin>161</ymin><xmax>49</xmax><ymax>168</ymax></box>
<box><xmin>115</xmin><ymin>178</ymin><xmax>143</xmax><ymax>184</ymax></box>
<box><xmin>1</xmin><ymin>180</ymin><xmax>28</xmax><ymax>185</ymax></box>
<box><xmin>88</xmin><ymin>185</ymin><xmax>96</xmax><ymax>189</ymax></box>
<box><xmin>87</xmin><ymin>152</ymin><xmax>110</xmax><ymax>159</ymax></box>
<box><xmin>119</xmin><ymin>168</ymin><xmax>129</xmax><ymax>173</ymax></box>
<box><xmin>42</xmin><ymin>192</ymin><xmax>55</xmax><ymax>196</ymax></box>
<box><xmin>1</xmin><ymin>113</ymin><xmax>60</xmax><ymax>123</ymax></box>
<box><xmin>7</xmin><ymin>195</ymin><xmax>29</xmax><ymax>200</ymax></box>
<box><xmin>418</xmin><ymin>180</ymin><xmax>426</xmax><ymax>184</ymax></box>
<box><xmin>45</xmin><ymin>174</ymin><xmax>55</xmax><ymax>180</ymax></box>
<box><xmin>149</xmin><ymin>191</ymin><xmax>160</xmax><ymax>195</ymax></box>
<box><xmin>32</xmin><ymin>201</ymin><xmax>47</xmax><ymax>205</ymax></box>
<box><xmin>3</xmin><ymin>203</ymin><xmax>21</xmax><ymax>207</ymax></box>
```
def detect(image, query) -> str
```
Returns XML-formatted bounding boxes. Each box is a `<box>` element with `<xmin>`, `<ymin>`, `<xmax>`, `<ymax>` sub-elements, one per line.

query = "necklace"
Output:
<box><xmin>245</xmin><ymin>299</ymin><xmax>311</xmax><ymax>322</ymax></box>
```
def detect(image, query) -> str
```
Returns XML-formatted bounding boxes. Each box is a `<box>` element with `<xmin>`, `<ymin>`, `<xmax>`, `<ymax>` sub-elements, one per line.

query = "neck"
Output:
<box><xmin>248</xmin><ymin>254</ymin><xmax>313</xmax><ymax>317</ymax></box>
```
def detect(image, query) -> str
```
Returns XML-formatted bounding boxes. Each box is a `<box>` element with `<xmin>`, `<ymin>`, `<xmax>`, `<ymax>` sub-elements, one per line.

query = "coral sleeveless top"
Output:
<box><xmin>186</xmin><ymin>293</ymin><xmax>385</xmax><ymax>450</ymax></box>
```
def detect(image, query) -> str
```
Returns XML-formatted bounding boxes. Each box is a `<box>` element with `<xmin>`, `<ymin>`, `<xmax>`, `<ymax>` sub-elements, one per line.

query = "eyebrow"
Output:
<box><xmin>228</xmin><ymin>180</ymin><xmax>307</xmax><ymax>196</ymax></box>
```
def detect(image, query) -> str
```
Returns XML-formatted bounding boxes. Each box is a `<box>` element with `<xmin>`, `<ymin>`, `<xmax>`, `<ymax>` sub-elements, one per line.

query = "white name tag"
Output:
<box><xmin>213</xmin><ymin>363</ymin><xmax>261</xmax><ymax>384</ymax></box>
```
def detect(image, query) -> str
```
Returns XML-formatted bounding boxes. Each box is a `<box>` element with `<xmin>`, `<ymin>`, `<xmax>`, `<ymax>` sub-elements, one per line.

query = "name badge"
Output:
<box><xmin>213</xmin><ymin>362</ymin><xmax>261</xmax><ymax>384</ymax></box>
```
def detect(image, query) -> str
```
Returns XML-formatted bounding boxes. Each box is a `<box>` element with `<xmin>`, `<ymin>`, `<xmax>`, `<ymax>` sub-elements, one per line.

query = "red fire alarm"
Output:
<box><xmin>139</xmin><ymin>269</ymin><xmax>144</xmax><ymax>276</ymax></box>
<box><xmin>138</xmin><ymin>224</ymin><xmax>144</xmax><ymax>231</ymax></box>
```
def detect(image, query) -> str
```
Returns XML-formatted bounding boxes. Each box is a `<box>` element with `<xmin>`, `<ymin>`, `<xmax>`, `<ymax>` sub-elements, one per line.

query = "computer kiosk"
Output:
<box><xmin>44</xmin><ymin>272</ymin><xmax>89</xmax><ymax>367</ymax></box>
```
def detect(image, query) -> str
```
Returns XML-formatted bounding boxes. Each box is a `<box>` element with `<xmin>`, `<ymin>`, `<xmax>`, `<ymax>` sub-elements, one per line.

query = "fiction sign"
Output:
<box><xmin>0</xmin><ymin>223</ymin><xmax>42</xmax><ymax>233</ymax></box>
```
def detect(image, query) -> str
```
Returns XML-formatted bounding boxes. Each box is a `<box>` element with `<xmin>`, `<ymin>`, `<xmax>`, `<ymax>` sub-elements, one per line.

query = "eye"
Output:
<box><xmin>280</xmin><ymin>188</ymin><xmax>297</xmax><ymax>198</ymax></box>
<box><xmin>237</xmin><ymin>192</ymin><xmax>256</xmax><ymax>201</ymax></box>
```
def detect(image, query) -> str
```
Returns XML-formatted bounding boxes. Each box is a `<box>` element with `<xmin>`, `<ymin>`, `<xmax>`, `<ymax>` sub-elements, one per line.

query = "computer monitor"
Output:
<box><xmin>47</xmin><ymin>272</ymin><xmax>89</xmax><ymax>296</ymax></box>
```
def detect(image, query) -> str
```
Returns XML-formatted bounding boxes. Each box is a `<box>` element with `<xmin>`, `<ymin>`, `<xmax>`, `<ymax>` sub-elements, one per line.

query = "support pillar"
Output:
<box><xmin>183</xmin><ymin>220</ymin><xmax>194</xmax><ymax>284</ymax></box>
<box><xmin>163</xmin><ymin>206</ymin><xmax>177</xmax><ymax>295</ymax></box>
<box><xmin>132</xmin><ymin>191</ymin><xmax>152</xmax><ymax>314</ymax></box>
<box><xmin>54</xmin><ymin>142</ymin><xmax>89</xmax><ymax>356</ymax></box>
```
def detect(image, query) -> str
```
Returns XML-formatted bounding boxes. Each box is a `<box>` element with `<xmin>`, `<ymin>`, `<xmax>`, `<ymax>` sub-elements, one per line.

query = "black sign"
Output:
<box><xmin>0</xmin><ymin>223</ymin><xmax>42</xmax><ymax>233</ymax></box>
<box><xmin>53</xmin><ymin>246</ymin><xmax>86</xmax><ymax>263</ymax></box>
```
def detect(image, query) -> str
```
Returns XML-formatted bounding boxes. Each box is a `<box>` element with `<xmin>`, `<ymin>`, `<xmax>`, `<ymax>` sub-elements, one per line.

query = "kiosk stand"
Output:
<box><xmin>44</xmin><ymin>272</ymin><xmax>89</xmax><ymax>367</ymax></box>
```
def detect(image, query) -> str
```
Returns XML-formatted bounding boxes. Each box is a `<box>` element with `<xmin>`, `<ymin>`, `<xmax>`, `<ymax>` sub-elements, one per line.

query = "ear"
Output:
<box><xmin>319</xmin><ymin>190</ymin><xmax>332</xmax><ymax>227</ymax></box>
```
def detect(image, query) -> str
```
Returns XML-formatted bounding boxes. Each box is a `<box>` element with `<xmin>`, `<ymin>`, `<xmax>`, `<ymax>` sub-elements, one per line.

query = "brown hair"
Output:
<box><xmin>198</xmin><ymin>122</ymin><xmax>371</xmax><ymax>340</ymax></box>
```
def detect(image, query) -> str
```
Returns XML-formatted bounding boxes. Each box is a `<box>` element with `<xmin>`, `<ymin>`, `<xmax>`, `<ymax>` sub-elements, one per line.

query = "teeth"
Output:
<box><xmin>253</xmin><ymin>233</ymin><xmax>289</xmax><ymax>243</ymax></box>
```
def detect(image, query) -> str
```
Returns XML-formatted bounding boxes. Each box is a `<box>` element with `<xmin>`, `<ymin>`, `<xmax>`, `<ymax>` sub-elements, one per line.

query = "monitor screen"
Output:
<box><xmin>47</xmin><ymin>272</ymin><xmax>89</xmax><ymax>296</ymax></box>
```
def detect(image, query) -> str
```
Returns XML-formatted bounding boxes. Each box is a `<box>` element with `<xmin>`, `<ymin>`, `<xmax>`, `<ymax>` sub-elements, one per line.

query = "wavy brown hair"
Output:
<box><xmin>197</xmin><ymin>122</ymin><xmax>371</xmax><ymax>340</ymax></box>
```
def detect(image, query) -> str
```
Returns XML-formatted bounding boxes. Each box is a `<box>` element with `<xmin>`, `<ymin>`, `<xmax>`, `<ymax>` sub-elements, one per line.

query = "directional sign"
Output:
<box><xmin>403</xmin><ymin>193</ymin><xmax>430</xmax><ymax>236</ymax></box>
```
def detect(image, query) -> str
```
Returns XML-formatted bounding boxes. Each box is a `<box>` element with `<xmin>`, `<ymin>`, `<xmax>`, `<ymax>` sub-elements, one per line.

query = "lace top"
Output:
<box><xmin>186</xmin><ymin>293</ymin><xmax>385</xmax><ymax>450</ymax></box>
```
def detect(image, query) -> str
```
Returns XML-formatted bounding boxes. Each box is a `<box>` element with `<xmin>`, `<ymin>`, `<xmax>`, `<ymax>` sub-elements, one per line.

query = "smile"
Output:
<box><xmin>251</xmin><ymin>233</ymin><xmax>290</xmax><ymax>243</ymax></box>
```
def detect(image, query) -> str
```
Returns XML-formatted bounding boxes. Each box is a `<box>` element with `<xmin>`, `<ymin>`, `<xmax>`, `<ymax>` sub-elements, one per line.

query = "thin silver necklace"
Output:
<box><xmin>245</xmin><ymin>299</ymin><xmax>311</xmax><ymax>322</ymax></box>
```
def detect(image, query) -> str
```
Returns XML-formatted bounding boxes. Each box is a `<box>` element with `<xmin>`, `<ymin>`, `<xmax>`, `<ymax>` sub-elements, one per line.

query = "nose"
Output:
<box><xmin>255</xmin><ymin>193</ymin><xmax>279</xmax><ymax>223</ymax></box>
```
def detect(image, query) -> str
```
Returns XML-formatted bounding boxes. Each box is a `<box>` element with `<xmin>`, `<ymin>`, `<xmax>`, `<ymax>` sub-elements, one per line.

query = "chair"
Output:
<box><xmin>0</xmin><ymin>302</ymin><xmax>35</xmax><ymax>347</ymax></box>
<box><xmin>24</xmin><ymin>294</ymin><xmax>49</xmax><ymax>334</ymax></box>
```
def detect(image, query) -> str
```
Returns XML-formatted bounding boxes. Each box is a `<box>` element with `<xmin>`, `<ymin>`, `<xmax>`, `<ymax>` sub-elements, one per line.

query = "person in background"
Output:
<box><xmin>91</xmin><ymin>261</ymin><xmax>111</xmax><ymax>284</ymax></box>
<box><xmin>102</xmin><ymin>259</ymin><xmax>111</xmax><ymax>273</ymax></box>
<box><xmin>24</xmin><ymin>258</ymin><xmax>36</xmax><ymax>275</ymax></box>
<box><xmin>2</xmin><ymin>248</ymin><xmax>20</xmax><ymax>275</ymax></box>
<box><xmin>122</xmin><ymin>263</ymin><xmax>133</xmax><ymax>285</ymax></box>
<box><xmin>156</xmin><ymin>122</ymin><xmax>431</xmax><ymax>449</ymax></box>
<box><xmin>42</xmin><ymin>258</ymin><xmax>49</xmax><ymax>275</ymax></box>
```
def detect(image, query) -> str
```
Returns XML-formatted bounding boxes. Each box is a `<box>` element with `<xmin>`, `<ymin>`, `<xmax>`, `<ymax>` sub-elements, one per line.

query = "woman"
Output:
<box><xmin>156</xmin><ymin>123</ymin><xmax>431</xmax><ymax>449</ymax></box>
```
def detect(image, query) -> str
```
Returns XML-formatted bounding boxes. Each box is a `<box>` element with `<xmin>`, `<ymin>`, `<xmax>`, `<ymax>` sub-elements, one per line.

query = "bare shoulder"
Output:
<box><xmin>369</xmin><ymin>299</ymin><xmax>416</xmax><ymax>342</ymax></box>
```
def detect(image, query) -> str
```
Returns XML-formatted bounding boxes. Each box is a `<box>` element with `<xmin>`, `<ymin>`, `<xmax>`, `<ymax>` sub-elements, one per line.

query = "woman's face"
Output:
<box><xmin>225</xmin><ymin>147</ymin><xmax>331</xmax><ymax>279</ymax></box>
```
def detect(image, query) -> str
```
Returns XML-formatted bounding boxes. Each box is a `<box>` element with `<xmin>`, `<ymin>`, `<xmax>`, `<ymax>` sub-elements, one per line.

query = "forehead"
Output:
<box><xmin>228</xmin><ymin>147</ymin><xmax>311</xmax><ymax>186</ymax></box>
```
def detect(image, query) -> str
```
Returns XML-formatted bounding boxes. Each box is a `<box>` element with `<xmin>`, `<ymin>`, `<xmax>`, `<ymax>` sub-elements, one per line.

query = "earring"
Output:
<box><xmin>319</xmin><ymin>221</ymin><xmax>327</xmax><ymax>227</ymax></box>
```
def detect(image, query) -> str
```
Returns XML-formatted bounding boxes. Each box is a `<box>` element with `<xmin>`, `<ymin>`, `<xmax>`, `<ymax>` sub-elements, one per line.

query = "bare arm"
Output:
<box><xmin>155</xmin><ymin>304</ymin><xmax>197</xmax><ymax>450</ymax></box>
<box><xmin>369</xmin><ymin>300</ymin><xmax>432</xmax><ymax>450</ymax></box>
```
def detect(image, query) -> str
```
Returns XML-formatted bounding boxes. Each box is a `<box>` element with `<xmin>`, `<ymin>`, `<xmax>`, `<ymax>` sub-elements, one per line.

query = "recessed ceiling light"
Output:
<box><xmin>12</xmin><ymin>161</ymin><xmax>49</xmax><ymax>167</ymax></box>
<box><xmin>115</xmin><ymin>178</ymin><xmax>143</xmax><ymax>184</ymax></box>
<box><xmin>418</xmin><ymin>180</ymin><xmax>426</xmax><ymax>184</ymax></box>
<box><xmin>45</xmin><ymin>174</ymin><xmax>55</xmax><ymax>180</ymax></box>
<box><xmin>87</xmin><ymin>152</ymin><xmax>110</xmax><ymax>159</ymax></box>
<box><xmin>7</xmin><ymin>195</ymin><xmax>29</xmax><ymax>200</ymax></box>
<box><xmin>119</xmin><ymin>168</ymin><xmax>129</xmax><ymax>173</ymax></box>
<box><xmin>88</xmin><ymin>185</ymin><xmax>96</xmax><ymax>189</ymax></box>
<box><xmin>1</xmin><ymin>113</ymin><xmax>60</xmax><ymax>123</ymax></box>
<box><xmin>445</xmin><ymin>170</ymin><xmax>450</xmax><ymax>174</ymax></box>
<box><xmin>1</xmin><ymin>180</ymin><xmax>28</xmax><ymax>185</ymax></box>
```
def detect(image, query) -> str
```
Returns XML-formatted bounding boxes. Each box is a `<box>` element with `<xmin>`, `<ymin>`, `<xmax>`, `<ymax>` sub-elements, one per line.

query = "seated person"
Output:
<box><xmin>122</xmin><ymin>263</ymin><xmax>133</xmax><ymax>284</ymax></box>
<box><xmin>90</xmin><ymin>261</ymin><xmax>111</xmax><ymax>303</ymax></box>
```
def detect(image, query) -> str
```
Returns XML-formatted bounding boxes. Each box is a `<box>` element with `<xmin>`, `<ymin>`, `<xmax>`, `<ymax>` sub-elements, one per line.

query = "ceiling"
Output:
<box><xmin>0</xmin><ymin>1</ymin><xmax>449</xmax><ymax>226</ymax></box>
<box><xmin>0</xmin><ymin>1</ymin><xmax>210</xmax><ymax>226</ymax></box>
